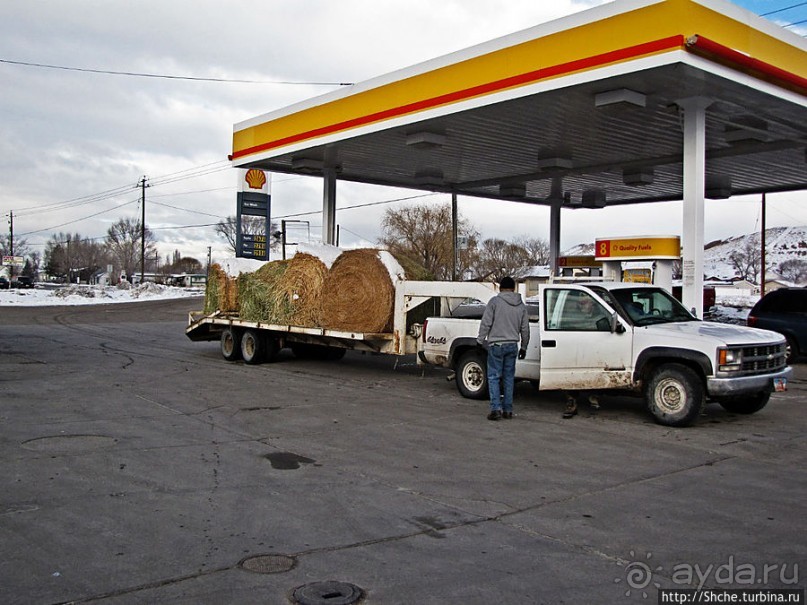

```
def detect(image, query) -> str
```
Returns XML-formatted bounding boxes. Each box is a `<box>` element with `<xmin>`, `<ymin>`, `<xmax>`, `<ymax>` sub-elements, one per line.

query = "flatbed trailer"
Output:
<box><xmin>185</xmin><ymin>280</ymin><xmax>496</xmax><ymax>363</ymax></box>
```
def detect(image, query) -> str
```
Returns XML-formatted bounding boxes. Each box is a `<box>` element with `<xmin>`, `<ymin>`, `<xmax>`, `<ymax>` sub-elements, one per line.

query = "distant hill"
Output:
<box><xmin>563</xmin><ymin>226</ymin><xmax>807</xmax><ymax>282</ymax></box>
<box><xmin>703</xmin><ymin>226</ymin><xmax>807</xmax><ymax>280</ymax></box>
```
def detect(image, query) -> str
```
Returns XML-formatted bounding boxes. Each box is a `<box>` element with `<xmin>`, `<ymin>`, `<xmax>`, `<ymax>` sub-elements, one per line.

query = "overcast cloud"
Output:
<box><xmin>0</xmin><ymin>0</ymin><xmax>804</xmax><ymax>266</ymax></box>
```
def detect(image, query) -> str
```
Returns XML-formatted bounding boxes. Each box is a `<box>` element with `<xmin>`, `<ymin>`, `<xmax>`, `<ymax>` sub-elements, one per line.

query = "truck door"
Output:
<box><xmin>538</xmin><ymin>285</ymin><xmax>633</xmax><ymax>390</ymax></box>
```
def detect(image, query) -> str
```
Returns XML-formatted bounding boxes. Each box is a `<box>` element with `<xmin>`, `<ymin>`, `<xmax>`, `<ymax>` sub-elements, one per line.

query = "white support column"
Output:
<box><xmin>548</xmin><ymin>201</ymin><xmax>562</xmax><ymax>276</ymax></box>
<box><xmin>678</xmin><ymin>97</ymin><xmax>711</xmax><ymax>318</ymax></box>
<box><xmin>322</xmin><ymin>167</ymin><xmax>337</xmax><ymax>245</ymax></box>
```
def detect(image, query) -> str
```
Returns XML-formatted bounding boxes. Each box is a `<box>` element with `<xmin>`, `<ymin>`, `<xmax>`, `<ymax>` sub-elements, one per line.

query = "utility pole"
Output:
<box><xmin>8</xmin><ymin>211</ymin><xmax>13</xmax><ymax>278</ymax></box>
<box><xmin>760</xmin><ymin>193</ymin><xmax>767</xmax><ymax>298</ymax></box>
<box><xmin>139</xmin><ymin>176</ymin><xmax>148</xmax><ymax>283</ymax></box>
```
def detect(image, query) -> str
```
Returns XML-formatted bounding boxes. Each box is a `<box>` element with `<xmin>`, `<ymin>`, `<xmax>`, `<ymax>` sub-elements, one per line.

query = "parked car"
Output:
<box><xmin>11</xmin><ymin>276</ymin><xmax>34</xmax><ymax>288</ymax></box>
<box><xmin>747</xmin><ymin>288</ymin><xmax>807</xmax><ymax>363</ymax></box>
<box><xmin>0</xmin><ymin>276</ymin><xmax>9</xmax><ymax>289</ymax></box>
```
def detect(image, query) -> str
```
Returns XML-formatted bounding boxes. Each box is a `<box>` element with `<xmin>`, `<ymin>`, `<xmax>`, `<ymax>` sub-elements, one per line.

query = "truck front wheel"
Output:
<box><xmin>221</xmin><ymin>328</ymin><xmax>242</xmax><ymax>361</ymax></box>
<box><xmin>717</xmin><ymin>391</ymin><xmax>770</xmax><ymax>415</ymax></box>
<box><xmin>645</xmin><ymin>364</ymin><xmax>704</xmax><ymax>427</ymax></box>
<box><xmin>456</xmin><ymin>349</ymin><xmax>488</xmax><ymax>400</ymax></box>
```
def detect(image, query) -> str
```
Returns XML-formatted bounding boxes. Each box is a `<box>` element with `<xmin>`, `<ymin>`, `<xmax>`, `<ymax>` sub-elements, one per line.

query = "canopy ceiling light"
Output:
<box><xmin>413</xmin><ymin>168</ymin><xmax>444</xmax><ymax>186</ymax></box>
<box><xmin>291</xmin><ymin>157</ymin><xmax>324</xmax><ymax>173</ymax></box>
<box><xmin>623</xmin><ymin>167</ymin><xmax>655</xmax><ymax>186</ymax></box>
<box><xmin>724</xmin><ymin>116</ymin><xmax>770</xmax><ymax>144</ymax></box>
<box><xmin>499</xmin><ymin>183</ymin><xmax>526</xmax><ymax>198</ymax></box>
<box><xmin>406</xmin><ymin>131</ymin><xmax>446</xmax><ymax>149</ymax></box>
<box><xmin>581</xmin><ymin>188</ymin><xmax>606</xmax><ymax>208</ymax></box>
<box><xmin>594</xmin><ymin>88</ymin><xmax>646</xmax><ymax>108</ymax></box>
<box><xmin>706</xmin><ymin>175</ymin><xmax>732</xmax><ymax>199</ymax></box>
<box><xmin>536</xmin><ymin>156</ymin><xmax>573</xmax><ymax>171</ymax></box>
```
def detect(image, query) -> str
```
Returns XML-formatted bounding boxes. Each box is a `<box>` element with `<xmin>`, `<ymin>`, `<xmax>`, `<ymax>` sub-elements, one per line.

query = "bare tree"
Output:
<box><xmin>44</xmin><ymin>232</ymin><xmax>106</xmax><ymax>282</ymax></box>
<box><xmin>215</xmin><ymin>215</ymin><xmax>280</xmax><ymax>255</ymax></box>
<box><xmin>378</xmin><ymin>203</ymin><xmax>479</xmax><ymax>280</ymax></box>
<box><xmin>728</xmin><ymin>236</ymin><xmax>761</xmax><ymax>283</ymax></box>
<box><xmin>513</xmin><ymin>236</ymin><xmax>550</xmax><ymax>265</ymax></box>
<box><xmin>779</xmin><ymin>258</ymin><xmax>807</xmax><ymax>285</ymax></box>
<box><xmin>475</xmin><ymin>238</ymin><xmax>532</xmax><ymax>282</ymax></box>
<box><xmin>105</xmin><ymin>218</ymin><xmax>157</xmax><ymax>279</ymax></box>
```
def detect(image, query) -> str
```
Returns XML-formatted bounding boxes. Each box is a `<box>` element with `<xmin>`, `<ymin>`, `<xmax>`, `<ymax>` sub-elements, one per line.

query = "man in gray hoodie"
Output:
<box><xmin>476</xmin><ymin>276</ymin><xmax>530</xmax><ymax>420</ymax></box>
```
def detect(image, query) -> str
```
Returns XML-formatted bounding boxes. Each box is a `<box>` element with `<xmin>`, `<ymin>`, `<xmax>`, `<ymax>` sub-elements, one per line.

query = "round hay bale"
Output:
<box><xmin>238</xmin><ymin>260</ymin><xmax>290</xmax><ymax>323</ymax></box>
<box><xmin>203</xmin><ymin>264</ymin><xmax>222</xmax><ymax>314</ymax></box>
<box><xmin>204</xmin><ymin>263</ymin><xmax>239</xmax><ymax>313</ymax></box>
<box><xmin>320</xmin><ymin>249</ymin><xmax>396</xmax><ymax>333</ymax></box>
<box><xmin>275</xmin><ymin>253</ymin><xmax>328</xmax><ymax>327</ymax></box>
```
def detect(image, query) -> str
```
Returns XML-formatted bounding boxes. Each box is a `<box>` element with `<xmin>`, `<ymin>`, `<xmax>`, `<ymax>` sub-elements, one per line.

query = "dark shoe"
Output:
<box><xmin>562</xmin><ymin>401</ymin><xmax>578</xmax><ymax>419</ymax></box>
<box><xmin>487</xmin><ymin>410</ymin><xmax>502</xmax><ymax>421</ymax></box>
<box><xmin>502</xmin><ymin>411</ymin><xmax>513</xmax><ymax>419</ymax></box>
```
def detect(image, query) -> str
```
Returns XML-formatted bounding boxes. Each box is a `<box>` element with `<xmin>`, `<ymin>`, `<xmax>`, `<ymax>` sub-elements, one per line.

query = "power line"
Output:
<box><xmin>0</xmin><ymin>58</ymin><xmax>353</xmax><ymax>86</ymax></box>
<box><xmin>17</xmin><ymin>199</ymin><xmax>140</xmax><ymax>237</ymax></box>
<box><xmin>761</xmin><ymin>2</ymin><xmax>807</xmax><ymax>16</ymax></box>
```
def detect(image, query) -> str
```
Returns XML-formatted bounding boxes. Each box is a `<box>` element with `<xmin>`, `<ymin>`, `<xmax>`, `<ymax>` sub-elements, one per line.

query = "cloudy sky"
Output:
<box><xmin>1</xmin><ymin>0</ymin><xmax>805</xmax><ymax>266</ymax></box>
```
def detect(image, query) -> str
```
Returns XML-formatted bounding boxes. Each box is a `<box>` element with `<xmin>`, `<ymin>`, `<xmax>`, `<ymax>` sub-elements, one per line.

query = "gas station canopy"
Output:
<box><xmin>230</xmin><ymin>0</ymin><xmax>806</xmax><ymax>315</ymax></box>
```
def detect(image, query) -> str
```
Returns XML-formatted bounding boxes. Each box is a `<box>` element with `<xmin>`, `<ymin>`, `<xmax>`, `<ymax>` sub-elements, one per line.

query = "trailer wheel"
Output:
<box><xmin>717</xmin><ymin>391</ymin><xmax>770</xmax><ymax>415</ymax></box>
<box><xmin>645</xmin><ymin>364</ymin><xmax>704</xmax><ymax>427</ymax></box>
<box><xmin>241</xmin><ymin>329</ymin><xmax>265</xmax><ymax>365</ymax></box>
<box><xmin>221</xmin><ymin>328</ymin><xmax>242</xmax><ymax>361</ymax></box>
<box><xmin>456</xmin><ymin>349</ymin><xmax>488</xmax><ymax>400</ymax></box>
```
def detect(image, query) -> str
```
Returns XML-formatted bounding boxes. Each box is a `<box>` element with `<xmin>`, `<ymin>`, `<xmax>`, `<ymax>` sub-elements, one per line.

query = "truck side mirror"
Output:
<box><xmin>611</xmin><ymin>312</ymin><xmax>626</xmax><ymax>334</ymax></box>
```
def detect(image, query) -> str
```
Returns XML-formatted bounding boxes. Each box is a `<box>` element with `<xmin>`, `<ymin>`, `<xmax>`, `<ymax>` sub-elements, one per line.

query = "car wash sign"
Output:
<box><xmin>236</xmin><ymin>169</ymin><xmax>271</xmax><ymax>260</ymax></box>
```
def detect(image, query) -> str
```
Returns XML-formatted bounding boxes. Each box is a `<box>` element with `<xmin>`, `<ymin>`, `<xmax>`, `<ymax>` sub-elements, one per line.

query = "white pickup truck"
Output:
<box><xmin>418</xmin><ymin>282</ymin><xmax>792</xmax><ymax>426</ymax></box>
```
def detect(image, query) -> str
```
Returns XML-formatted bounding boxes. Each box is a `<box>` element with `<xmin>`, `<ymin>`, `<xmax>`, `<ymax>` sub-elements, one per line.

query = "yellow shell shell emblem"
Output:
<box><xmin>245</xmin><ymin>169</ymin><xmax>267</xmax><ymax>190</ymax></box>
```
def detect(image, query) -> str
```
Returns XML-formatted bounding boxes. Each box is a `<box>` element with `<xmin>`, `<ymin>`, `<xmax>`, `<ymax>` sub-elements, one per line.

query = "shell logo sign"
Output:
<box><xmin>244</xmin><ymin>169</ymin><xmax>267</xmax><ymax>190</ymax></box>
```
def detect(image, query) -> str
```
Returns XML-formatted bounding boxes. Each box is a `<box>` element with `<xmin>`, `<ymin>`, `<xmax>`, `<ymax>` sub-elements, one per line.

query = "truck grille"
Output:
<box><xmin>740</xmin><ymin>343</ymin><xmax>787</xmax><ymax>375</ymax></box>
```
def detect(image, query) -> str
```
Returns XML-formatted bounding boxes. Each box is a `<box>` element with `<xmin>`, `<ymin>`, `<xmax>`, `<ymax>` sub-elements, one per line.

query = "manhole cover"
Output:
<box><xmin>238</xmin><ymin>554</ymin><xmax>296</xmax><ymax>574</ymax></box>
<box><xmin>291</xmin><ymin>581</ymin><xmax>364</xmax><ymax>605</ymax></box>
<box><xmin>21</xmin><ymin>435</ymin><xmax>117</xmax><ymax>453</ymax></box>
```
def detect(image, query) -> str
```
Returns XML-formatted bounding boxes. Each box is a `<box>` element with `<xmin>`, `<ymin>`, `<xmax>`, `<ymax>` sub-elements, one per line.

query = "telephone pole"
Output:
<box><xmin>8</xmin><ymin>211</ymin><xmax>13</xmax><ymax>256</ymax></box>
<box><xmin>139</xmin><ymin>176</ymin><xmax>148</xmax><ymax>283</ymax></box>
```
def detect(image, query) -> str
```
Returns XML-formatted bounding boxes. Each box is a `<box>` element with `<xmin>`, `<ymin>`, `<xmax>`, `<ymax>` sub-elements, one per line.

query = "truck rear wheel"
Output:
<box><xmin>456</xmin><ymin>349</ymin><xmax>488</xmax><ymax>400</ymax></box>
<box><xmin>645</xmin><ymin>364</ymin><xmax>704</xmax><ymax>427</ymax></box>
<box><xmin>221</xmin><ymin>328</ymin><xmax>242</xmax><ymax>361</ymax></box>
<box><xmin>717</xmin><ymin>391</ymin><xmax>770</xmax><ymax>415</ymax></box>
<box><xmin>241</xmin><ymin>329</ymin><xmax>265</xmax><ymax>365</ymax></box>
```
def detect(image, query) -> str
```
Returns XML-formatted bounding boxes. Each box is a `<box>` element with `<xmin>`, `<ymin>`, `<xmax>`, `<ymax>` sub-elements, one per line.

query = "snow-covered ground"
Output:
<box><xmin>0</xmin><ymin>283</ymin><xmax>204</xmax><ymax>307</ymax></box>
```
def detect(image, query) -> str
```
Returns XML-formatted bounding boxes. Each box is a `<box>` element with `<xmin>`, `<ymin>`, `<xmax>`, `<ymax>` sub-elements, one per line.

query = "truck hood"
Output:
<box><xmin>642</xmin><ymin>320</ymin><xmax>784</xmax><ymax>345</ymax></box>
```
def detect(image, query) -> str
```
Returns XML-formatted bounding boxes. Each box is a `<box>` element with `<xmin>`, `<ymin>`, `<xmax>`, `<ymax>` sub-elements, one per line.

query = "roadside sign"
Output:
<box><xmin>2</xmin><ymin>256</ymin><xmax>24</xmax><ymax>267</ymax></box>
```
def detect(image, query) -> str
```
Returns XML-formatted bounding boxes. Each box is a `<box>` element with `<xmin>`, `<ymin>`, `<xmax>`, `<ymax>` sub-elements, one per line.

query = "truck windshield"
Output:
<box><xmin>593</xmin><ymin>287</ymin><xmax>697</xmax><ymax>326</ymax></box>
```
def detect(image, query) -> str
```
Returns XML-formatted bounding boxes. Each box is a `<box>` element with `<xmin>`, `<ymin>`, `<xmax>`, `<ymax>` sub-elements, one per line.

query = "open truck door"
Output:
<box><xmin>537</xmin><ymin>284</ymin><xmax>633</xmax><ymax>390</ymax></box>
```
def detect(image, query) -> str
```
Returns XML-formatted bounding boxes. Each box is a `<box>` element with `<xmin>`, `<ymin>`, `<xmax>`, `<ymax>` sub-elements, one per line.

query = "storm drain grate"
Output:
<box><xmin>238</xmin><ymin>554</ymin><xmax>296</xmax><ymax>574</ymax></box>
<box><xmin>291</xmin><ymin>581</ymin><xmax>364</xmax><ymax>605</ymax></box>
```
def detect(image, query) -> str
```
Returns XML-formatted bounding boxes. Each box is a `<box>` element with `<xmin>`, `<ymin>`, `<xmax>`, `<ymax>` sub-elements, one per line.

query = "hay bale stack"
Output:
<box><xmin>238</xmin><ymin>260</ymin><xmax>290</xmax><ymax>323</ymax></box>
<box><xmin>320</xmin><ymin>249</ymin><xmax>397</xmax><ymax>333</ymax></box>
<box><xmin>204</xmin><ymin>263</ymin><xmax>239</xmax><ymax>313</ymax></box>
<box><xmin>275</xmin><ymin>252</ymin><xmax>328</xmax><ymax>327</ymax></box>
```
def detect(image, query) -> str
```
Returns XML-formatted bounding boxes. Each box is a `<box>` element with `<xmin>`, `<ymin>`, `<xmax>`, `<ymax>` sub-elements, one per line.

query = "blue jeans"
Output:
<box><xmin>486</xmin><ymin>342</ymin><xmax>518</xmax><ymax>413</ymax></box>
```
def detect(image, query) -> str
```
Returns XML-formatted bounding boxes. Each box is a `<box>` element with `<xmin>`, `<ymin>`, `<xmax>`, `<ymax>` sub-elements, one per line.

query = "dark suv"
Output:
<box><xmin>748</xmin><ymin>288</ymin><xmax>807</xmax><ymax>363</ymax></box>
<box><xmin>11</xmin><ymin>276</ymin><xmax>34</xmax><ymax>288</ymax></box>
<box><xmin>0</xmin><ymin>276</ymin><xmax>9</xmax><ymax>289</ymax></box>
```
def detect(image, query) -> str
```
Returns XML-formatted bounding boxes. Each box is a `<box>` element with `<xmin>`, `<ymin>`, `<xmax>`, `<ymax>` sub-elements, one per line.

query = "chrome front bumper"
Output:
<box><xmin>707</xmin><ymin>366</ymin><xmax>793</xmax><ymax>397</ymax></box>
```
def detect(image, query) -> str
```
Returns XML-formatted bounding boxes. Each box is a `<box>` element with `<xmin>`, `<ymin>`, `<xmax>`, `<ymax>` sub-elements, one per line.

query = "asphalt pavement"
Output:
<box><xmin>1</xmin><ymin>298</ymin><xmax>805</xmax><ymax>604</ymax></box>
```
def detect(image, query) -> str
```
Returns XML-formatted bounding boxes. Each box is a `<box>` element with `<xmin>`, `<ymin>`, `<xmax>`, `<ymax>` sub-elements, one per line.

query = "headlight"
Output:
<box><xmin>718</xmin><ymin>347</ymin><xmax>743</xmax><ymax>372</ymax></box>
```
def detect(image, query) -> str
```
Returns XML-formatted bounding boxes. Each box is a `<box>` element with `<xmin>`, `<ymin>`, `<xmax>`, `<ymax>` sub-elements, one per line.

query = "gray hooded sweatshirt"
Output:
<box><xmin>476</xmin><ymin>291</ymin><xmax>530</xmax><ymax>348</ymax></box>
